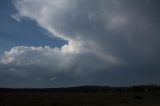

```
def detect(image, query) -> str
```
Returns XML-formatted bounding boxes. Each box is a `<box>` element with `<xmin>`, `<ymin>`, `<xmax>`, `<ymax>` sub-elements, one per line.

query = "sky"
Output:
<box><xmin>0</xmin><ymin>0</ymin><xmax>160</xmax><ymax>88</ymax></box>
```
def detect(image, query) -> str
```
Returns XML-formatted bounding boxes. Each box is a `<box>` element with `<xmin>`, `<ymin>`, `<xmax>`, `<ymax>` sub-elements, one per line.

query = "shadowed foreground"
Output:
<box><xmin>0</xmin><ymin>86</ymin><xmax>160</xmax><ymax>106</ymax></box>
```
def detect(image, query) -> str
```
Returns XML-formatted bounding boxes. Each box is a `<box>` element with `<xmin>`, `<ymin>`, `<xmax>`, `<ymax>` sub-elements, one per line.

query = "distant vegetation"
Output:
<box><xmin>0</xmin><ymin>85</ymin><xmax>160</xmax><ymax>92</ymax></box>
<box><xmin>0</xmin><ymin>85</ymin><xmax>160</xmax><ymax>106</ymax></box>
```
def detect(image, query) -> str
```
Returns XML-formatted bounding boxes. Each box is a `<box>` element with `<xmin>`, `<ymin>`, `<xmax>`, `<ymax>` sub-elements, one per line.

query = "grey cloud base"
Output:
<box><xmin>0</xmin><ymin>0</ymin><xmax>160</xmax><ymax>87</ymax></box>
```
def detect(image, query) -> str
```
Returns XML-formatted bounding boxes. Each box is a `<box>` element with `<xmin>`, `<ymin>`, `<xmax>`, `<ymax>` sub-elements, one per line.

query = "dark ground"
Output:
<box><xmin>0</xmin><ymin>86</ymin><xmax>160</xmax><ymax>106</ymax></box>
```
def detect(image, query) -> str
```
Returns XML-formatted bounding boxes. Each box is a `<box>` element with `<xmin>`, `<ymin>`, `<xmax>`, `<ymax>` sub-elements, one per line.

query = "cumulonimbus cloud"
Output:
<box><xmin>2</xmin><ymin>0</ymin><xmax>160</xmax><ymax>70</ymax></box>
<box><xmin>0</xmin><ymin>0</ymin><xmax>160</xmax><ymax>87</ymax></box>
<box><xmin>1</xmin><ymin>0</ymin><xmax>122</xmax><ymax>70</ymax></box>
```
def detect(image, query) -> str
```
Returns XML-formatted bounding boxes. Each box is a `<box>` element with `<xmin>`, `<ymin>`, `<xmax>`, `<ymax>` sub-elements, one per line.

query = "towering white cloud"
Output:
<box><xmin>1</xmin><ymin>0</ymin><xmax>121</xmax><ymax>70</ymax></box>
<box><xmin>2</xmin><ymin>0</ymin><xmax>159</xmax><ymax>71</ymax></box>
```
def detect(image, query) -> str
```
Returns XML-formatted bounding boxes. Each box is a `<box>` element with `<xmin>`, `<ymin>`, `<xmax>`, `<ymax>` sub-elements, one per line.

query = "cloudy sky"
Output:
<box><xmin>0</xmin><ymin>0</ymin><xmax>160</xmax><ymax>88</ymax></box>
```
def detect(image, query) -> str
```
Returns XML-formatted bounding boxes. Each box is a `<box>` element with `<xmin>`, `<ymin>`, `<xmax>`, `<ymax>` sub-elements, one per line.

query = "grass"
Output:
<box><xmin>0</xmin><ymin>86</ymin><xmax>160</xmax><ymax>106</ymax></box>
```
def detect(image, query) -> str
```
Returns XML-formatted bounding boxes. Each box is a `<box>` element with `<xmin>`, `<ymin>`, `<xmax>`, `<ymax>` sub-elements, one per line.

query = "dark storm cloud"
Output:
<box><xmin>0</xmin><ymin>0</ymin><xmax>160</xmax><ymax>87</ymax></box>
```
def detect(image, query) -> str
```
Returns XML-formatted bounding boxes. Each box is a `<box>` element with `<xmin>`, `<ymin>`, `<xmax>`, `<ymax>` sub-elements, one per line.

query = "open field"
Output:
<box><xmin>0</xmin><ymin>86</ymin><xmax>160</xmax><ymax>106</ymax></box>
